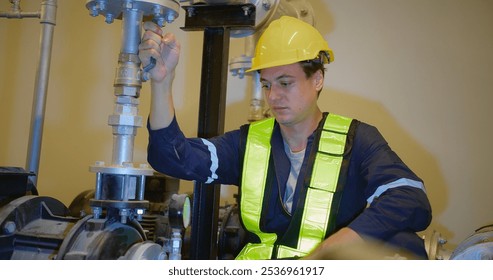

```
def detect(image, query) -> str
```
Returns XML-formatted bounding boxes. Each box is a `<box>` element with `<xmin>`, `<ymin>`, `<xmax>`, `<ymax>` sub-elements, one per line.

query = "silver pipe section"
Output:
<box><xmin>87</xmin><ymin>1</ymin><xmax>179</xmax><ymax>217</ymax></box>
<box><xmin>110</xmin><ymin>8</ymin><xmax>144</xmax><ymax>167</ymax></box>
<box><xmin>0</xmin><ymin>11</ymin><xmax>40</xmax><ymax>18</ymax></box>
<box><xmin>111</xmin><ymin>126</ymin><xmax>137</xmax><ymax>166</ymax></box>
<box><xmin>249</xmin><ymin>71</ymin><xmax>264</xmax><ymax>122</ymax></box>
<box><xmin>25</xmin><ymin>0</ymin><xmax>58</xmax><ymax>185</ymax></box>
<box><xmin>121</xmin><ymin>8</ymin><xmax>143</xmax><ymax>54</ymax></box>
<box><xmin>244</xmin><ymin>34</ymin><xmax>265</xmax><ymax>122</ymax></box>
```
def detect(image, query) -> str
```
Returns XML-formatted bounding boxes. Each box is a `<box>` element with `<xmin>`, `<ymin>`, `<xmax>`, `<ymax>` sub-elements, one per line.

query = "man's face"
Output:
<box><xmin>260</xmin><ymin>63</ymin><xmax>322</xmax><ymax>127</ymax></box>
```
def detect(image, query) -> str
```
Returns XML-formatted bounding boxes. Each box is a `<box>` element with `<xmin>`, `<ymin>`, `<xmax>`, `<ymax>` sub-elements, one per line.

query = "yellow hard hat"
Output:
<box><xmin>247</xmin><ymin>16</ymin><xmax>334</xmax><ymax>72</ymax></box>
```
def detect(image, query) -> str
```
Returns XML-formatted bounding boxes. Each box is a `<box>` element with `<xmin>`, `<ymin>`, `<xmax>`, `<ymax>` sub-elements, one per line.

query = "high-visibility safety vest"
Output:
<box><xmin>236</xmin><ymin>113</ymin><xmax>353</xmax><ymax>260</ymax></box>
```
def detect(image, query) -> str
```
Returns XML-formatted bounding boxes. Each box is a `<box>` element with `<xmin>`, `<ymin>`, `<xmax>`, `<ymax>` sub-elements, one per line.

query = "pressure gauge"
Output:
<box><xmin>169</xmin><ymin>193</ymin><xmax>191</xmax><ymax>229</ymax></box>
<box><xmin>182</xmin><ymin>196</ymin><xmax>191</xmax><ymax>229</ymax></box>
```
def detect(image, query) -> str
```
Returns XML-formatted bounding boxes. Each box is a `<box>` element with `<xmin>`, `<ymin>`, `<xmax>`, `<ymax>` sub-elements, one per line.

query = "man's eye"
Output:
<box><xmin>261</xmin><ymin>83</ymin><xmax>271</xmax><ymax>90</ymax></box>
<box><xmin>280</xmin><ymin>81</ymin><xmax>292</xmax><ymax>87</ymax></box>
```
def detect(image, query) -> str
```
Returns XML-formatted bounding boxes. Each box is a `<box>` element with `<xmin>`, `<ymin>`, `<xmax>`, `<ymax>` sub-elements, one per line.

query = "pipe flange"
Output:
<box><xmin>86</xmin><ymin>0</ymin><xmax>180</xmax><ymax>25</ymax></box>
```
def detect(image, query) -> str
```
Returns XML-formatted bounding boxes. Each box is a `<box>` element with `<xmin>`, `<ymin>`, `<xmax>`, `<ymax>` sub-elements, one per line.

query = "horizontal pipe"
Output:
<box><xmin>0</xmin><ymin>11</ymin><xmax>40</xmax><ymax>18</ymax></box>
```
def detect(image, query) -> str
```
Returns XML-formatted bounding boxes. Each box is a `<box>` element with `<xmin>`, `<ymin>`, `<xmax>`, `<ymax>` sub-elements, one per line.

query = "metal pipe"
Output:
<box><xmin>25</xmin><ymin>0</ymin><xmax>58</xmax><ymax>185</ymax></box>
<box><xmin>112</xmin><ymin>133</ymin><xmax>135</xmax><ymax>166</ymax></box>
<box><xmin>245</xmin><ymin>34</ymin><xmax>265</xmax><ymax>121</ymax></box>
<box><xmin>0</xmin><ymin>11</ymin><xmax>39</xmax><ymax>18</ymax></box>
<box><xmin>248</xmin><ymin>71</ymin><xmax>265</xmax><ymax>122</ymax></box>
<box><xmin>121</xmin><ymin>8</ymin><xmax>143</xmax><ymax>55</ymax></box>
<box><xmin>110</xmin><ymin>8</ymin><xmax>144</xmax><ymax>166</ymax></box>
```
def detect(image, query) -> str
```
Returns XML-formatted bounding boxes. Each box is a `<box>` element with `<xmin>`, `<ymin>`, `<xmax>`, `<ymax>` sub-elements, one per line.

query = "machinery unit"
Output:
<box><xmin>0</xmin><ymin>0</ymin><xmax>190</xmax><ymax>260</ymax></box>
<box><xmin>0</xmin><ymin>172</ymin><xmax>191</xmax><ymax>260</ymax></box>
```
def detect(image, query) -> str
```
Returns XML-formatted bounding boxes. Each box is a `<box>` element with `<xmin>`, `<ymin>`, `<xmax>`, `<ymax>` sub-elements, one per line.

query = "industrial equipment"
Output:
<box><xmin>0</xmin><ymin>0</ymin><xmax>190</xmax><ymax>260</ymax></box>
<box><xmin>0</xmin><ymin>0</ymin><xmax>258</xmax><ymax>261</ymax></box>
<box><xmin>5</xmin><ymin>0</ymin><xmax>486</xmax><ymax>261</ymax></box>
<box><xmin>449</xmin><ymin>224</ymin><xmax>493</xmax><ymax>260</ymax></box>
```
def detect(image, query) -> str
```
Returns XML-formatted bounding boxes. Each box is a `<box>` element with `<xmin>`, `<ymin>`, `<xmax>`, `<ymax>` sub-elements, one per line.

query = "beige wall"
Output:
<box><xmin>1</xmin><ymin>0</ymin><xmax>492</xmax><ymax>252</ymax></box>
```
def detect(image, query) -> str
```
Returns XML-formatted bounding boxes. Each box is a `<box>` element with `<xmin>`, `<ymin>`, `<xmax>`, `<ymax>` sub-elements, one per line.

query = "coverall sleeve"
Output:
<box><xmin>147</xmin><ymin>115</ymin><xmax>242</xmax><ymax>185</ymax></box>
<box><xmin>347</xmin><ymin>124</ymin><xmax>432</xmax><ymax>241</ymax></box>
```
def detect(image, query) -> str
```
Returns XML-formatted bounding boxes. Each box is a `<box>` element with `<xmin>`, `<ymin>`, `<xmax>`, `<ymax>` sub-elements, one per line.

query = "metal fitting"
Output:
<box><xmin>120</xmin><ymin>208</ymin><xmax>129</xmax><ymax>224</ymax></box>
<box><xmin>3</xmin><ymin>221</ymin><xmax>16</xmax><ymax>234</ymax></box>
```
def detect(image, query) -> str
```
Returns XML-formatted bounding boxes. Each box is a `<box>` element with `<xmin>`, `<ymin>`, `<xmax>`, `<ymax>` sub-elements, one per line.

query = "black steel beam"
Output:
<box><xmin>181</xmin><ymin>4</ymin><xmax>255</xmax><ymax>260</ymax></box>
<box><xmin>181</xmin><ymin>4</ymin><xmax>255</xmax><ymax>31</ymax></box>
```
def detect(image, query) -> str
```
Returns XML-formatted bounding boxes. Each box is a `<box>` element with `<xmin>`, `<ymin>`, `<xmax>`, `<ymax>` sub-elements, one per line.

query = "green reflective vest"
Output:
<box><xmin>236</xmin><ymin>113</ymin><xmax>353</xmax><ymax>260</ymax></box>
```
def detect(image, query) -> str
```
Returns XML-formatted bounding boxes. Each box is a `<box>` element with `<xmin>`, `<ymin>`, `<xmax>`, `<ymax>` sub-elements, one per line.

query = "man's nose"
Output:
<box><xmin>266</xmin><ymin>86</ymin><xmax>281</xmax><ymax>101</ymax></box>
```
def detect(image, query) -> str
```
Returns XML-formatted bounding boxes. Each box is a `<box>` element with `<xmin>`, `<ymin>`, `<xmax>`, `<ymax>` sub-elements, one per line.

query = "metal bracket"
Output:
<box><xmin>182</xmin><ymin>3</ymin><xmax>255</xmax><ymax>31</ymax></box>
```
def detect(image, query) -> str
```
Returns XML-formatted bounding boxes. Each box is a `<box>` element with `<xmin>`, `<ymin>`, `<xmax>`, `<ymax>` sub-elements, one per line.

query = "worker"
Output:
<box><xmin>138</xmin><ymin>16</ymin><xmax>432</xmax><ymax>260</ymax></box>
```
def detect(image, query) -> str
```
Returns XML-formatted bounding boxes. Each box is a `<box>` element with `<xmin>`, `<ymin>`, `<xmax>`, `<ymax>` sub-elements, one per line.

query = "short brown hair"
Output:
<box><xmin>299</xmin><ymin>52</ymin><xmax>328</xmax><ymax>96</ymax></box>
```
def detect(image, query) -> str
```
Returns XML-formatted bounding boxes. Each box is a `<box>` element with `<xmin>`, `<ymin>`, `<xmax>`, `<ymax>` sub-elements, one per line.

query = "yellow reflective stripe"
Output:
<box><xmin>324</xmin><ymin>113</ymin><xmax>352</xmax><ymax>133</ymax></box>
<box><xmin>319</xmin><ymin>130</ymin><xmax>346</xmax><ymax>155</ymax></box>
<box><xmin>310</xmin><ymin>153</ymin><xmax>343</xmax><ymax>192</ymax></box>
<box><xmin>298</xmin><ymin>188</ymin><xmax>335</xmax><ymax>253</ymax></box>
<box><xmin>276</xmin><ymin>245</ymin><xmax>305</xmax><ymax>259</ymax></box>
<box><xmin>235</xmin><ymin>243</ymin><xmax>274</xmax><ymax>260</ymax></box>
<box><xmin>297</xmin><ymin>113</ymin><xmax>352</xmax><ymax>254</ymax></box>
<box><xmin>239</xmin><ymin>118</ymin><xmax>277</xmax><ymax>252</ymax></box>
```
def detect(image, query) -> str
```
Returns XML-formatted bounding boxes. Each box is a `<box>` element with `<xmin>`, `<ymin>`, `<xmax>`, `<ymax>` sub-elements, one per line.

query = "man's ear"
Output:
<box><xmin>314</xmin><ymin>70</ymin><xmax>324</xmax><ymax>91</ymax></box>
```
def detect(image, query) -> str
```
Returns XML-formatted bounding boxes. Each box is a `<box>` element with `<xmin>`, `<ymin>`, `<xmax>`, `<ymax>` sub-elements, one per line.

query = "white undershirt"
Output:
<box><xmin>283</xmin><ymin>140</ymin><xmax>305</xmax><ymax>214</ymax></box>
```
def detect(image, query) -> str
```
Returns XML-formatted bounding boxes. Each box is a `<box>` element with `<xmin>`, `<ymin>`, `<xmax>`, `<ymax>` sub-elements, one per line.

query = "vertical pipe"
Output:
<box><xmin>26</xmin><ymin>0</ymin><xmax>57</xmax><ymax>185</ymax></box>
<box><xmin>245</xmin><ymin>32</ymin><xmax>265</xmax><ymax>122</ymax></box>
<box><xmin>112</xmin><ymin>132</ymin><xmax>135</xmax><ymax>166</ymax></box>
<box><xmin>121</xmin><ymin>8</ymin><xmax>143</xmax><ymax>55</ymax></box>
<box><xmin>111</xmin><ymin>9</ymin><xmax>144</xmax><ymax>166</ymax></box>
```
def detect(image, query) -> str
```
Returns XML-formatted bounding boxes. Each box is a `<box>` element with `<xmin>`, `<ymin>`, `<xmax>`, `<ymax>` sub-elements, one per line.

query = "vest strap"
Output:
<box><xmin>276</xmin><ymin>245</ymin><xmax>306</xmax><ymax>259</ymax></box>
<box><xmin>240</xmin><ymin>118</ymin><xmax>277</xmax><ymax>248</ymax></box>
<box><xmin>235</xmin><ymin>243</ymin><xmax>274</xmax><ymax>260</ymax></box>
<box><xmin>298</xmin><ymin>114</ymin><xmax>352</xmax><ymax>253</ymax></box>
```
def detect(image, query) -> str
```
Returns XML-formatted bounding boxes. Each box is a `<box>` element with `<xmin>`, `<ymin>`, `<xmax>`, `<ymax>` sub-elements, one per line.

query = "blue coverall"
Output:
<box><xmin>147</xmin><ymin>112</ymin><xmax>432</xmax><ymax>259</ymax></box>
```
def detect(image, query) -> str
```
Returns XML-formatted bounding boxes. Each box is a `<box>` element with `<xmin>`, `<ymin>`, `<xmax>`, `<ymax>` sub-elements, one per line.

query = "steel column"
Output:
<box><xmin>182</xmin><ymin>4</ymin><xmax>255</xmax><ymax>260</ymax></box>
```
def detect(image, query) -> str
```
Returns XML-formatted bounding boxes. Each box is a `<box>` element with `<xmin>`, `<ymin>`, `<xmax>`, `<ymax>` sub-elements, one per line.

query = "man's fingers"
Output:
<box><xmin>142</xmin><ymin>30</ymin><xmax>162</xmax><ymax>48</ymax></box>
<box><xmin>142</xmin><ymin>21</ymin><xmax>163</xmax><ymax>35</ymax></box>
<box><xmin>162</xmin><ymin>32</ymin><xmax>180</xmax><ymax>50</ymax></box>
<box><xmin>138</xmin><ymin>46</ymin><xmax>161</xmax><ymax>66</ymax></box>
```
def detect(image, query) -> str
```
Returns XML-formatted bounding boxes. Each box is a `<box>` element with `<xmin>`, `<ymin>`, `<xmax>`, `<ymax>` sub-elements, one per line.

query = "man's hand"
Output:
<box><xmin>303</xmin><ymin>227</ymin><xmax>366</xmax><ymax>259</ymax></box>
<box><xmin>138</xmin><ymin>21</ymin><xmax>181</xmax><ymax>83</ymax></box>
<box><xmin>303</xmin><ymin>227</ymin><xmax>417</xmax><ymax>259</ymax></box>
